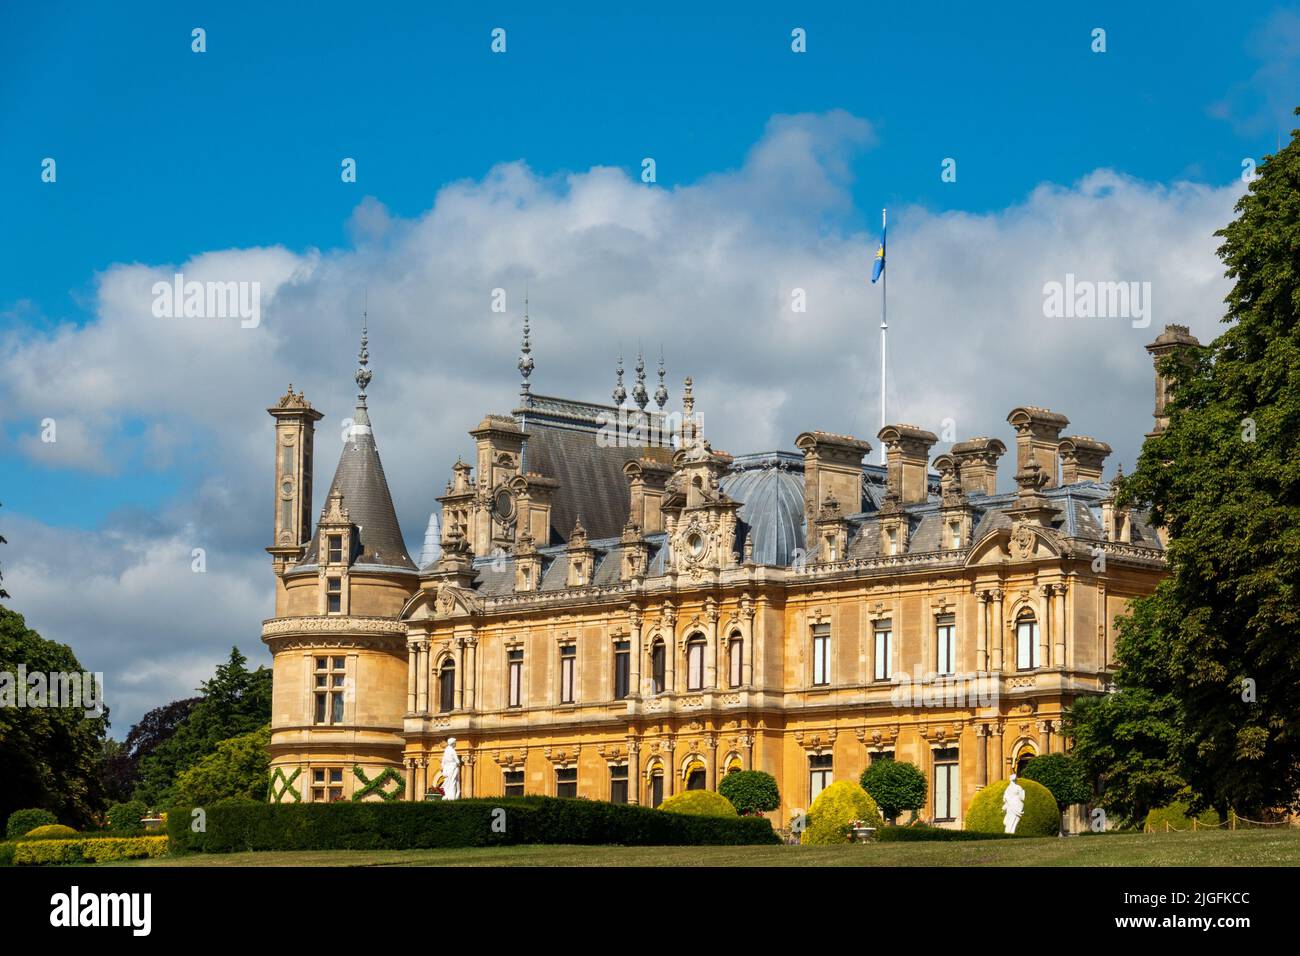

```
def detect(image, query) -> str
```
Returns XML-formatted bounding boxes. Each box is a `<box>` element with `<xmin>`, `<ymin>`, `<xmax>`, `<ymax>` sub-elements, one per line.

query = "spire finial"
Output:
<box><xmin>632</xmin><ymin>347</ymin><xmax>648</xmax><ymax>410</ymax></box>
<box><xmin>612</xmin><ymin>349</ymin><xmax>627</xmax><ymax>407</ymax></box>
<box><xmin>517</xmin><ymin>289</ymin><xmax>534</xmax><ymax>398</ymax></box>
<box><xmin>654</xmin><ymin>346</ymin><xmax>668</xmax><ymax>410</ymax></box>
<box><xmin>355</xmin><ymin>304</ymin><xmax>372</xmax><ymax>410</ymax></box>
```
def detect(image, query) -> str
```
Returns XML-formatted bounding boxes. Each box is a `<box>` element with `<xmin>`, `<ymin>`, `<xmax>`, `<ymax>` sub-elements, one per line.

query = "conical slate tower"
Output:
<box><xmin>297</xmin><ymin>316</ymin><xmax>415</xmax><ymax>572</ymax></box>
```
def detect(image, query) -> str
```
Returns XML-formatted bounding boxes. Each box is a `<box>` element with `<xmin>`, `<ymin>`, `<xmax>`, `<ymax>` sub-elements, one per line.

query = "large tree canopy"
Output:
<box><xmin>134</xmin><ymin>647</ymin><xmax>271</xmax><ymax>806</ymax></box>
<box><xmin>0</xmin><ymin>607</ymin><xmax>108</xmax><ymax>826</ymax></box>
<box><xmin>1073</xmin><ymin>111</ymin><xmax>1300</xmax><ymax>820</ymax></box>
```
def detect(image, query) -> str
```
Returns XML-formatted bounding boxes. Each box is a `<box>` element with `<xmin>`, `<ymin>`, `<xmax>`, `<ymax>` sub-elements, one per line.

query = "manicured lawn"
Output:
<box><xmin>118</xmin><ymin>829</ymin><xmax>1300</xmax><ymax>867</ymax></box>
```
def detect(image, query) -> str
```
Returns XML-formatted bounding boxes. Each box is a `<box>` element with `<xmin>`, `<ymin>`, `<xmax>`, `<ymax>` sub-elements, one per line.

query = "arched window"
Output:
<box><xmin>684</xmin><ymin>756</ymin><xmax>706</xmax><ymax>791</ymax></box>
<box><xmin>1015</xmin><ymin>612</ymin><xmax>1040</xmax><ymax>671</ymax></box>
<box><xmin>728</xmin><ymin>632</ymin><xmax>744</xmax><ymax>688</ymax></box>
<box><xmin>647</xmin><ymin>761</ymin><xmax>665</xmax><ymax>808</ymax></box>
<box><xmin>438</xmin><ymin>658</ymin><xmax>456</xmax><ymax>712</ymax></box>
<box><xmin>685</xmin><ymin>633</ymin><xmax>706</xmax><ymax>690</ymax></box>
<box><xmin>650</xmin><ymin>639</ymin><xmax>666</xmax><ymax>694</ymax></box>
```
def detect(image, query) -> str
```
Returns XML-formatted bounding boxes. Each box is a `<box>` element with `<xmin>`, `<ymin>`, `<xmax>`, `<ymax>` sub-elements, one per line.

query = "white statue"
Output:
<box><xmin>1003</xmin><ymin>773</ymin><xmax>1026</xmax><ymax>834</ymax></box>
<box><xmin>440</xmin><ymin>738</ymin><xmax>461</xmax><ymax>801</ymax></box>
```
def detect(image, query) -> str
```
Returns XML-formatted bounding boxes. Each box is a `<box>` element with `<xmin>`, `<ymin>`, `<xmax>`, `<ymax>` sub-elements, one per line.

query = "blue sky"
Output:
<box><xmin>1</xmin><ymin>2</ymin><xmax>1296</xmax><ymax>730</ymax></box>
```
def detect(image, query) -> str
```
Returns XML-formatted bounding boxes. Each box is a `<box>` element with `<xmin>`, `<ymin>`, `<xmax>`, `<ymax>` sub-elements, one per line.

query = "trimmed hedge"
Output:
<box><xmin>11</xmin><ymin>836</ymin><xmax>168</xmax><ymax>866</ymax></box>
<box><xmin>0</xmin><ymin>843</ymin><xmax>14</xmax><ymax>867</ymax></box>
<box><xmin>801</xmin><ymin>781</ymin><xmax>884</xmax><ymax>845</ymax></box>
<box><xmin>168</xmin><ymin>796</ymin><xmax>779</xmax><ymax>853</ymax></box>
<box><xmin>877</xmin><ymin>825</ymin><xmax>1015</xmax><ymax>843</ymax></box>
<box><xmin>23</xmin><ymin>824</ymin><xmax>78</xmax><ymax>839</ymax></box>
<box><xmin>5</xmin><ymin>808</ymin><xmax>56</xmax><ymax>839</ymax></box>
<box><xmin>658</xmin><ymin>790</ymin><xmax>737</xmax><ymax>817</ymax></box>
<box><xmin>965</xmin><ymin>779</ymin><xmax>1061</xmax><ymax>837</ymax></box>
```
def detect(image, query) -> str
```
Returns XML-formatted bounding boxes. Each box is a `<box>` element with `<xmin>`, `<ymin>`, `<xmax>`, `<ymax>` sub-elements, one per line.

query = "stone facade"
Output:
<box><xmin>262</xmin><ymin>324</ymin><xmax>1198</xmax><ymax>826</ymax></box>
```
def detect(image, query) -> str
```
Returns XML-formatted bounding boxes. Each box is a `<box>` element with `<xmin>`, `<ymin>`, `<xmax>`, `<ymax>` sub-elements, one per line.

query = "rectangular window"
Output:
<box><xmin>556</xmin><ymin>766</ymin><xmax>578</xmax><ymax>798</ymax></box>
<box><xmin>686</xmin><ymin>639</ymin><xmax>705</xmax><ymax>690</ymax></box>
<box><xmin>326</xmin><ymin>576</ymin><xmax>342</xmax><ymax>614</ymax></box>
<box><xmin>503</xmin><ymin>769</ymin><xmax>525</xmax><ymax>797</ymax></box>
<box><xmin>728</xmin><ymin>637</ymin><xmax>743</xmax><ymax>688</ymax></box>
<box><xmin>610</xmin><ymin>765</ymin><xmax>629</xmax><ymax>804</ymax></box>
<box><xmin>327</xmin><ymin>534</ymin><xmax>343</xmax><ymax>563</ymax></box>
<box><xmin>651</xmin><ymin>643</ymin><xmax>666</xmax><ymax>694</ymax></box>
<box><xmin>936</xmin><ymin>616</ymin><xmax>956</xmax><ymax>676</ymax></box>
<box><xmin>870</xmin><ymin>750</ymin><xmax>895</xmax><ymax>764</ymax></box>
<box><xmin>314</xmin><ymin>656</ymin><xmax>347</xmax><ymax>725</ymax></box>
<box><xmin>873</xmin><ymin>626</ymin><xmax>892</xmax><ymax>681</ymax></box>
<box><xmin>311</xmin><ymin>767</ymin><xmax>344</xmax><ymax>802</ymax></box>
<box><xmin>1017</xmin><ymin>619</ymin><xmax>1040</xmax><ymax>670</ymax></box>
<box><xmin>507</xmin><ymin>648</ymin><xmax>523</xmax><ymax>708</ymax></box>
<box><xmin>812</xmin><ymin>623</ymin><xmax>830</xmax><ymax>686</ymax></box>
<box><xmin>614</xmin><ymin>640</ymin><xmax>630</xmax><ymax>700</ymax></box>
<box><xmin>560</xmin><ymin>645</ymin><xmax>576</xmax><ymax>704</ymax></box>
<box><xmin>933</xmin><ymin>747</ymin><xmax>959</xmax><ymax>822</ymax></box>
<box><xmin>809</xmin><ymin>753</ymin><xmax>834</xmax><ymax>802</ymax></box>
<box><xmin>650</xmin><ymin>772</ymin><xmax>664</xmax><ymax>808</ymax></box>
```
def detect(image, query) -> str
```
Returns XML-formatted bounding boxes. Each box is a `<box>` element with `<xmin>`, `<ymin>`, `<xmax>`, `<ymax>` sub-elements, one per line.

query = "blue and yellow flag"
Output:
<box><xmin>870</xmin><ymin>226</ymin><xmax>886</xmax><ymax>283</ymax></box>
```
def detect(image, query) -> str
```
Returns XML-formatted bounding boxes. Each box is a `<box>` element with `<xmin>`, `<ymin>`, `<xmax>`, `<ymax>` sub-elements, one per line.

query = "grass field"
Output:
<box><xmin>117</xmin><ymin>829</ymin><xmax>1300</xmax><ymax>867</ymax></box>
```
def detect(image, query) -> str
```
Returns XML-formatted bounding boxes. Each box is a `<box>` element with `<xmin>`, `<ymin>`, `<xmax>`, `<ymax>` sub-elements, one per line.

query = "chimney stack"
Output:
<box><xmin>949</xmin><ymin>437</ymin><xmax>1006</xmax><ymax>497</ymax></box>
<box><xmin>796</xmin><ymin>431</ymin><xmax>872</xmax><ymax>548</ymax></box>
<box><xmin>1058</xmin><ymin>436</ymin><xmax>1112</xmax><ymax>484</ymax></box>
<box><xmin>877</xmin><ymin>424</ymin><xmax>938</xmax><ymax>504</ymax></box>
<box><xmin>1144</xmin><ymin>324</ymin><xmax>1202</xmax><ymax>436</ymax></box>
<box><xmin>1006</xmin><ymin>407</ymin><xmax>1070</xmax><ymax>488</ymax></box>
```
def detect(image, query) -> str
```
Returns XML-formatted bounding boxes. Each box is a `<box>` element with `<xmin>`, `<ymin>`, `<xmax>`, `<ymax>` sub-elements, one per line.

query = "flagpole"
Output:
<box><xmin>880</xmin><ymin>207</ymin><xmax>887</xmax><ymax>465</ymax></box>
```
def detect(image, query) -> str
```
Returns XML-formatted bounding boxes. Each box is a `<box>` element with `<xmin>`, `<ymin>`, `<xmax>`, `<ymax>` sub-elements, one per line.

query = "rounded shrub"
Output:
<box><xmin>1019</xmin><ymin>754</ymin><xmax>1091</xmax><ymax>808</ymax></box>
<box><xmin>859</xmin><ymin>760</ymin><xmax>927</xmax><ymax>823</ymax></box>
<box><xmin>718</xmin><ymin>770</ymin><xmax>780</xmax><ymax>815</ymax></box>
<box><xmin>658</xmin><ymin>790</ymin><xmax>738</xmax><ymax>817</ymax></box>
<box><xmin>1144</xmin><ymin>799</ymin><xmax>1221</xmax><ymax>832</ymax></box>
<box><xmin>965</xmin><ymin>778</ymin><xmax>1060</xmax><ymax>837</ymax></box>
<box><xmin>23</xmin><ymin>824</ymin><xmax>78</xmax><ymax>839</ymax></box>
<box><xmin>800</xmin><ymin>781</ymin><xmax>883</xmax><ymax>845</ymax></box>
<box><xmin>5</xmin><ymin>809</ymin><xmax>56</xmax><ymax>839</ymax></box>
<box><xmin>107</xmin><ymin>800</ymin><xmax>148</xmax><ymax>833</ymax></box>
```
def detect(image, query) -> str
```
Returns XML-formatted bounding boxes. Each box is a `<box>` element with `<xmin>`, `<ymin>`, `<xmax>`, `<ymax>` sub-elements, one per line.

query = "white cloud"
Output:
<box><xmin>0</xmin><ymin>110</ymin><xmax>1243</xmax><ymax>730</ymax></box>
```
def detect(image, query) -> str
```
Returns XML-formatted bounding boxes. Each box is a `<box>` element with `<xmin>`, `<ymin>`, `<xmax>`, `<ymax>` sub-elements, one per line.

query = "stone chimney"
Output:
<box><xmin>623</xmin><ymin>458</ymin><xmax>673</xmax><ymax>535</ymax></box>
<box><xmin>1058</xmin><ymin>436</ymin><xmax>1112</xmax><ymax>484</ymax></box>
<box><xmin>1144</xmin><ymin>324</ymin><xmax>1202</xmax><ymax>436</ymax></box>
<box><xmin>876</xmin><ymin>424</ymin><xmax>938</xmax><ymax>504</ymax></box>
<box><xmin>949</xmin><ymin>437</ymin><xmax>1006</xmax><ymax>496</ymax></box>
<box><xmin>795</xmin><ymin>431</ymin><xmax>872</xmax><ymax>549</ymax></box>
<box><xmin>1006</xmin><ymin>407</ymin><xmax>1070</xmax><ymax>488</ymax></box>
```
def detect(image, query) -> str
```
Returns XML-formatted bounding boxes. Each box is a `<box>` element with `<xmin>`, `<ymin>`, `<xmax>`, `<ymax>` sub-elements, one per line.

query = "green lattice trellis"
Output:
<box><xmin>352</xmin><ymin>765</ymin><xmax>405</xmax><ymax>802</ymax></box>
<box><xmin>269</xmin><ymin>767</ymin><xmax>302</xmax><ymax>803</ymax></box>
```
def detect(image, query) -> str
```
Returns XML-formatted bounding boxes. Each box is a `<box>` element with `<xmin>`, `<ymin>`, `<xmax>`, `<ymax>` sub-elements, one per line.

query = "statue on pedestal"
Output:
<box><xmin>441</xmin><ymin>738</ymin><xmax>461</xmax><ymax>801</ymax></box>
<box><xmin>1003</xmin><ymin>773</ymin><xmax>1025</xmax><ymax>834</ymax></box>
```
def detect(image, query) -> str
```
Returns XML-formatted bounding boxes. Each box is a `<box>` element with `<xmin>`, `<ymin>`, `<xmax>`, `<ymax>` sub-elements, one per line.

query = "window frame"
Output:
<box><xmin>811</xmin><ymin>622</ymin><xmax>830</xmax><ymax>686</ymax></box>
<box><xmin>1016</xmin><ymin>615</ymin><xmax>1040</xmax><ymax>671</ymax></box>
<box><xmin>685</xmin><ymin>633</ymin><xmax>706</xmax><ymax>691</ymax></box>
<box><xmin>613</xmin><ymin>640</ymin><xmax>630</xmax><ymax>700</ymax></box>
<box><xmin>873</xmin><ymin>625</ymin><xmax>893</xmax><ymax>681</ymax></box>
<box><xmin>559</xmin><ymin>643</ymin><xmax>576</xmax><ymax>704</ymax></box>
<box><xmin>936</xmin><ymin>616</ymin><xmax>956</xmax><ymax>676</ymax></box>
<box><xmin>933</xmin><ymin>747</ymin><xmax>959</xmax><ymax>822</ymax></box>
<box><xmin>809</xmin><ymin>752</ymin><xmax>834</xmax><ymax>802</ymax></box>
<box><xmin>507</xmin><ymin>647</ymin><xmax>524</xmax><ymax>708</ymax></box>
<box><xmin>728</xmin><ymin>633</ymin><xmax>744</xmax><ymax>688</ymax></box>
<box><xmin>437</xmin><ymin>658</ymin><xmax>456</xmax><ymax>713</ymax></box>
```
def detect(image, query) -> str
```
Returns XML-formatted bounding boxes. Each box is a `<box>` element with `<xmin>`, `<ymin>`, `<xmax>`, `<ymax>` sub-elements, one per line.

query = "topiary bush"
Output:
<box><xmin>658</xmin><ymin>789</ymin><xmax>738</xmax><ymax>817</ymax></box>
<box><xmin>21</xmin><ymin>824</ymin><xmax>78</xmax><ymax>840</ymax></box>
<box><xmin>107</xmin><ymin>800</ymin><xmax>148</xmax><ymax>833</ymax></box>
<box><xmin>800</xmin><ymin>781</ymin><xmax>884</xmax><ymax>845</ymax></box>
<box><xmin>5</xmin><ymin>809</ymin><xmax>56</xmax><ymax>839</ymax></box>
<box><xmin>860</xmin><ymin>760</ymin><xmax>927</xmax><ymax>823</ymax></box>
<box><xmin>1019</xmin><ymin>754</ymin><xmax>1091</xmax><ymax>808</ymax></box>
<box><xmin>965</xmin><ymin>779</ymin><xmax>1060</xmax><ymax>837</ymax></box>
<box><xmin>718</xmin><ymin>770</ymin><xmax>780</xmax><ymax>815</ymax></box>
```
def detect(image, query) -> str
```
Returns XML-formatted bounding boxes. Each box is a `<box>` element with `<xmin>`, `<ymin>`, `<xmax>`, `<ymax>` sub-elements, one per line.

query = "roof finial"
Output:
<box><xmin>612</xmin><ymin>349</ymin><xmax>627</xmax><ymax>407</ymax></box>
<box><xmin>654</xmin><ymin>346</ymin><xmax>668</xmax><ymax>410</ymax></box>
<box><xmin>632</xmin><ymin>347</ymin><xmax>648</xmax><ymax>410</ymax></box>
<box><xmin>354</xmin><ymin>303</ymin><xmax>372</xmax><ymax>413</ymax></box>
<box><xmin>517</xmin><ymin>287</ymin><xmax>534</xmax><ymax>399</ymax></box>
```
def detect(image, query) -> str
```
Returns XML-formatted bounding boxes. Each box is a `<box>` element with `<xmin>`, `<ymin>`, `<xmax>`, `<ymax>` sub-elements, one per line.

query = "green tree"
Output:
<box><xmin>1019</xmin><ymin>753</ymin><xmax>1092</xmax><ymax>809</ymax></box>
<box><xmin>1110</xmin><ymin>111</ymin><xmax>1300</xmax><ymax>819</ymax></box>
<box><xmin>718</xmin><ymin>770</ymin><xmax>780</xmax><ymax>814</ymax></box>
<box><xmin>171</xmin><ymin>726</ymin><xmax>271</xmax><ymax>805</ymax></box>
<box><xmin>0</xmin><ymin>607</ymin><xmax>109</xmax><ymax>827</ymax></box>
<box><xmin>859</xmin><ymin>760</ymin><xmax>927</xmax><ymax>824</ymax></box>
<box><xmin>134</xmin><ymin>647</ymin><xmax>271</xmax><ymax>806</ymax></box>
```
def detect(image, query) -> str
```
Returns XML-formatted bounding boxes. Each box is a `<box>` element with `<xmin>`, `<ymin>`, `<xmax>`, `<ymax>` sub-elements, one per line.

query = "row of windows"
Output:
<box><xmin>436</xmin><ymin>635</ymin><xmax>748</xmax><ymax>714</ymax></box>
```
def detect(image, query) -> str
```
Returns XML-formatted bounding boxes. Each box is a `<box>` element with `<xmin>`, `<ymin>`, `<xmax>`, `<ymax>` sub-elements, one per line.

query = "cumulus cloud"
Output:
<box><xmin>0</xmin><ymin>110</ymin><xmax>1242</xmax><ymax>730</ymax></box>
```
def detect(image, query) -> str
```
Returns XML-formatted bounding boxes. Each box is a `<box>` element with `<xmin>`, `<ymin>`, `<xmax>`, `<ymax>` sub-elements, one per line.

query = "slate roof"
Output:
<box><xmin>297</xmin><ymin>406</ymin><xmax>417</xmax><ymax>574</ymax></box>
<box><xmin>514</xmin><ymin>394</ymin><xmax>673</xmax><ymax>544</ymax></box>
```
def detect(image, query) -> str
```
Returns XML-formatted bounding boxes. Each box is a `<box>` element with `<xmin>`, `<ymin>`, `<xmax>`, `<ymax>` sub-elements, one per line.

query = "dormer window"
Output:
<box><xmin>950</xmin><ymin>523</ymin><xmax>962</xmax><ymax>549</ymax></box>
<box><xmin>326</xmin><ymin>577</ymin><xmax>342</xmax><ymax>613</ymax></box>
<box><xmin>327</xmin><ymin>535</ymin><xmax>343</xmax><ymax>564</ymax></box>
<box><xmin>887</xmin><ymin>528</ymin><xmax>898</xmax><ymax>555</ymax></box>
